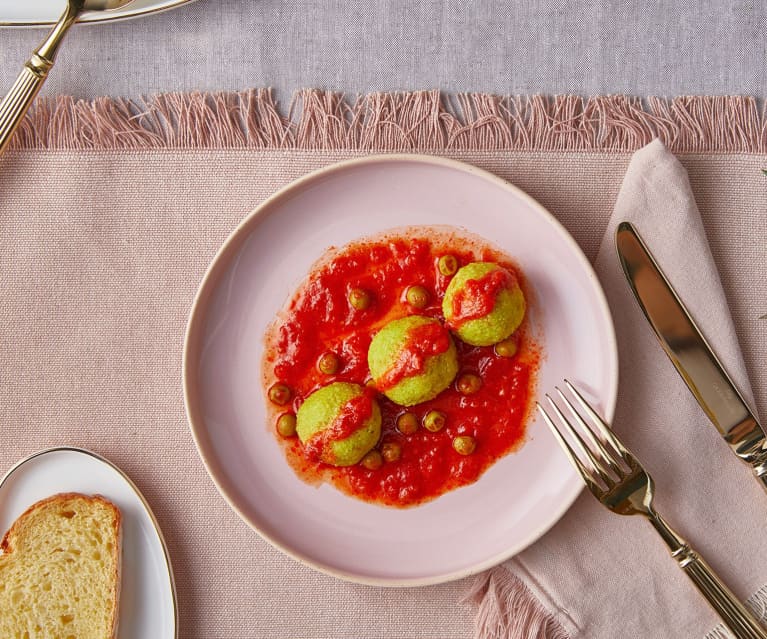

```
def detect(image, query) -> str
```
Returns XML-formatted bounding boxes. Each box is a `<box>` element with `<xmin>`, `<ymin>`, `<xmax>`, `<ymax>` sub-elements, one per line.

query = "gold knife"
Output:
<box><xmin>616</xmin><ymin>221</ymin><xmax>767</xmax><ymax>492</ymax></box>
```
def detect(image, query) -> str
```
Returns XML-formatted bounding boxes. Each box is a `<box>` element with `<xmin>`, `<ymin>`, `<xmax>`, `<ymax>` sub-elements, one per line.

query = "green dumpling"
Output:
<box><xmin>296</xmin><ymin>382</ymin><xmax>381</xmax><ymax>466</ymax></box>
<box><xmin>368</xmin><ymin>315</ymin><xmax>458</xmax><ymax>406</ymax></box>
<box><xmin>442</xmin><ymin>262</ymin><xmax>525</xmax><ymax>347</ymax></box>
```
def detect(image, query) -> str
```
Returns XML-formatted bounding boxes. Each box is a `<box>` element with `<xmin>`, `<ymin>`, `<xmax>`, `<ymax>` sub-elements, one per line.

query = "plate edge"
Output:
<box><xmin>0</xmin><ymin>446</ymin><xmax>180</xmax><ymax>637</ymax></box>
<box><xmin>0</xmin><ymin>0</ymin><xmax>198</xmax><ymax>27</ymax></box>
<box><xmin>181</xmin><ymin>152</ymin><xmax>620</xmax><ymax>587</ymax></box>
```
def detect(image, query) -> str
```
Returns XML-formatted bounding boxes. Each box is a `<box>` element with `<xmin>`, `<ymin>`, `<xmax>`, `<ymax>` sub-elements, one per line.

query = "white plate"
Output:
<box><xmin>0</xmin><ymin>0</ymin><xmax>198</xmax><ymax>26</ymax></box>
<box><xmin>0</xmin><ymin>448</ymin><xmax>177</xmax><ymax>638</ymax></box>
<box><xmin>183</xmin><ymin>154</ymin><xmax>619</xmax><ymax>586</ymax></box>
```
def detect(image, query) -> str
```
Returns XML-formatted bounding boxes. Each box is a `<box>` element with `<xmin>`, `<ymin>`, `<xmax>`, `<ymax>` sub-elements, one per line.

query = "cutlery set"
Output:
<box><xmin>542</xmin><ymin>222</ymin><xmax>767</xmax><ymax>638</ymax></box>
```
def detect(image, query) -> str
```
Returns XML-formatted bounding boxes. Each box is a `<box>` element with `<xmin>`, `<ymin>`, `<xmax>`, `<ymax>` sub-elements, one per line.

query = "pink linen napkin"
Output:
<box><xmin>472</xmin><ymin>139</ymin><xmax>767</xmax><ymax>638</ymax></box>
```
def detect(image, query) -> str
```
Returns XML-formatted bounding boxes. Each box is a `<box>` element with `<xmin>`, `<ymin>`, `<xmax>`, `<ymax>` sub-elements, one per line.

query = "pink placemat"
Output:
<box><xmin>0</xmin><ymin>91</ymin><xmax>765</xmax><ymax>638</ymax></box>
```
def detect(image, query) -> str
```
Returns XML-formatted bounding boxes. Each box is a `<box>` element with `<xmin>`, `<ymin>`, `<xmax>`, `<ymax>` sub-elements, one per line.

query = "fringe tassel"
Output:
<box><xmin>6</xmin><ymin>90</ymin><xmax>767</xmax><ymax>153</ymax></box>
<box><xmin>705</xmin><ymin>583</ymin><xmax>767</xmax><ymax>639</ymax></box>
<box><xmin>465</xmin><ymin>566</ymin><xmax>570</xmax><ymax>639</ymax></box>
<box><xmin>470</xmin><ymin>569</ymin><xmax>767</xmax><ymax>639</ymax></box>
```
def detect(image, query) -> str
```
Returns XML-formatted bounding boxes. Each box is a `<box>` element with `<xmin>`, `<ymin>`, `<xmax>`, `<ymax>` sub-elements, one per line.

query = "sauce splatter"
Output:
<box><xmin>262</xmin><ymin>229</ymin><xmax>541</xmax><ymax>507</ymax></box>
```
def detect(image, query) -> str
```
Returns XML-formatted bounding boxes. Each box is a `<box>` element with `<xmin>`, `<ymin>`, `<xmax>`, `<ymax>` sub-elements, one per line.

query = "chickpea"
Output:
<box><xmin>396</xmin><ymin>412</ymin><xmax>419</xmax><ymax>435</ymax></box>
<box><xmin>361</xmin><ymin>450</ymin><xmax>383</xmax><ymax>470</ymax></box>
<box><xmin>405</xmin><ymin>285</ymin><xmax>429</xmax><ymax>309</ymax></box>
<box><xmin>457</xmin><ymin>373</ymin><xmax>482</xmax><ymax>395</ymax></box>
<box><xmin>423</xmin><ymin>410</ymin><xmax>446</xmax><ymax>432</ymax></box>
<box><xmin>495</xmin><ymin>338</ymin><xmax>518</xmax><ymax>358</ymax></box>
<box><xmin>381</xmin><ymin>442</ymin><xmax>402</xmax><ymax>462</ymax></box>
<box><xmin>453</xmin><ymin>435</ymin><xmax>477</xmax><ymax>456</ymax></box>
<box><xmin>348</xmin><ymin>288</ymin><xmax>372</xmax><ymax>310</ymax></box>
<box><xmin>276</xmin><ymin>413</ymin><xmax>297</xmax><ymax>437</ymax></box>
<box><xmin>438</xmin><ymin>254</ymin><xmax>459</xmax><ymax>277</ymax></box>
<box><xmin>268</xmin><ymin>383</ymin><xmax>292</xmax><ymax>406</ymax></box>
<box><xmin>317</xmin><ymin>351</ymin><xmax>341</xmax><ymax>375</ymax></box>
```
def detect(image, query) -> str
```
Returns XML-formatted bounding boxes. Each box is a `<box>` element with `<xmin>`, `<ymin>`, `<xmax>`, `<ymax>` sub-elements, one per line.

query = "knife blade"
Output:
<box><xmin>615</xmin><ymin>221</ymin><xmax>767</xmax><ymax>492</ymax></box>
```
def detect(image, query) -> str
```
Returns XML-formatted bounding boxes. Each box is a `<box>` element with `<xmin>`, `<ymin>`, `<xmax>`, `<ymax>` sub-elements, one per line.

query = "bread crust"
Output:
<box><xmin>0</xmin><ymin>492</ymin><xmax>122</xmax><ymax>639</ymax></box>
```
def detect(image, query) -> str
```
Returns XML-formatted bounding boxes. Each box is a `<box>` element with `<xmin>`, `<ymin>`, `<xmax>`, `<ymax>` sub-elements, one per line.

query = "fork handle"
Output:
<box><xmin>649</xmin><ymin>511</ymin><xmax>767</xmax><ymax>639</ymax></box>
<box><xmin>680</xmin><ymin>550</ymin><xmax>767</xmax><ymax>639</ymax></box>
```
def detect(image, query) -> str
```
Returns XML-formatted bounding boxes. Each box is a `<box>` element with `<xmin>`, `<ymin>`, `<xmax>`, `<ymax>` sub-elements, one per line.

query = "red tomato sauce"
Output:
<box><xmin>304</xmin><ymin>392</ymin><xmax>374</xmax><ymax>462</ymax></box>
<box><xmin>448</xmin><ymin>268</ymin><xmax>514</xmax><ymax>328</ymax></box>
<box><xmin>377</xmin><ymin>321</ymin><xmax>450</xmax><ymax>391</ymax></box>
<box><xmin>262</xmin><ymin>229</ymin><xmax>541</xmax><ymax>507</ymax></box>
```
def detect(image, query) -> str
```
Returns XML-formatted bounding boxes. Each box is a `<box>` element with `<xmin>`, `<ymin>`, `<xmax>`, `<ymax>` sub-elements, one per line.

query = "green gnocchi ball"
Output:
<box><xmin>368</xmin><ymin>315</ymin><xmax>458</xmax><ymax>406</ymax></box>
<box><xmin>442</xmin><ymin>262</ymin><xmax>525</xmax><ymax>346</ymax></box>
<box><xmin>296</xmin><ymin>382</ymin><xmax>381</xmax><ymax>466</ymax></box>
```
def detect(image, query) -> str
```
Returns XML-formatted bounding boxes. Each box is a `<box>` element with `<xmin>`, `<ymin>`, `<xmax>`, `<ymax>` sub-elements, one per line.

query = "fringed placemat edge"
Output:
<box><xmin>7</xmin><ymin>89</ymin><xmax>767</xmax><ymax>153</ymax></box>
<box><xmin>465</xmin><ymin>566</ymin><xmax>572</xmax><ymax>639</ymax></box>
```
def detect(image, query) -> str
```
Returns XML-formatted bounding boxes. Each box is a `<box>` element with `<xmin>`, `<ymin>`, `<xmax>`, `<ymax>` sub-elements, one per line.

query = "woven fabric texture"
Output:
<box><xmin>0</xmin><ymin>143</ymin><xmax>764</xmax><ymax>638</ymax></box>
<box><xmin>0</xmin><ymin>0</ymin><xmax>765</xmax><ymax>99</ymax></box>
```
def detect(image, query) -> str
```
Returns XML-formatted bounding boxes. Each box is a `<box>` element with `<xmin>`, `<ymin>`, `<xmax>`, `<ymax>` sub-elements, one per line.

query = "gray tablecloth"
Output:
<box><xmin>1</xmin><ymin>0</ymin><xmax>765</xmax><ymax>101</ymax></box>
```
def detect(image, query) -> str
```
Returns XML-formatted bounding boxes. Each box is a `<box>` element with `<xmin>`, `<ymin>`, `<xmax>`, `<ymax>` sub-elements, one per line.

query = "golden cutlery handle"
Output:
<box><xmin>752</xmin><ymin>461</ymin><xmax>767</xmax><ymax>494</ymax></box>
<box><xmin>675</xmin><ymin>546</ymin><xmax>767</xmax><ymax>639</ymax></box>
<box><xmin>0</xmin><ymin>1</ymin><xmax>80</xmax><ymax>156</ymax></box>
<box><xmin>0</xmin><ymin>61</ymin><xmax>51</xmax><ymax>155</ymax></box>
<box><xmin>650</xmin><ymin>512</ymin><xmax>767</xmax><ymax>638</ymax></box>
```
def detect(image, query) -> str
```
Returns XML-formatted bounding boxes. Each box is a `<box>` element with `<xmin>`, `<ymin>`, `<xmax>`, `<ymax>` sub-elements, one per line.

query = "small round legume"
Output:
<box><xmin>381</xmin><ymin>442</ymin><xmax>402</xmax><ymax>462</ymax></box>
<box><xmin>495</xmin><ymin>338</ymin><xmax>518</xmax><ymax>358</ymax></box>
<box><xmin>405</xmin><ymin>285</ymin><xmax>429</xmax><ymax>309</ymax></box>
<box><xmin>317</xmin><ymin>351</ymin><xmax>341</xmax><ymax>375</ymax></box>
<box><xmin>276</xmin><ymin>413</ymin><xmax>297</xmax><ymax>437</ymax></box>
<box><xmin>457</xmin><ymin>373</ymin><xmax>482</xmax><ymax>395</ymax></box>
<box><xmin>348</xmin><ymin>288</ymin><xmax>372</xmax><ymax>310</ymax></box>
<box><xmin>268</xmin><ymin>383</ymin><xmax>292</xmax><ymax>406</ymax></box>
<box><xmin>438</xmin><ymin>254</ymin><xmax>458</xmax><ymax>277</ymax></box>
<box><xmin>361</xmin><ymin>450</ymin><xmax>384</xmax><ymax>470</ymax></box>
<box><xmin>396</xmin><ymin>412</ymin><xmax>419</xmax><ymax>435</ymax></box>
<box><xmin>423</xmin><ymin>410</ymin><xmax>446</xmax><ymax>432</ymax></box>
<box><xmin>453</xmin><ymin>435</ymin><xmax>476</xmax><ymax>455</ymax></box>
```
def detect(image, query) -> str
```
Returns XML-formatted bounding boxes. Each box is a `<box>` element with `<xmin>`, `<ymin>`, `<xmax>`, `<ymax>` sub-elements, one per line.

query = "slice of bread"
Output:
<box><xmin>0</xmin><ymin>493</ymin><xmax>121</xmax><ymax>639</ymax></box>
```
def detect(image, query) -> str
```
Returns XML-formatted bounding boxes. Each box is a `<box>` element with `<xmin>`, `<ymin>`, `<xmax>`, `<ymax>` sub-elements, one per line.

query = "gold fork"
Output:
<box><xmin>538</xmin><ymin>380</ymin><xmax>767</xmax><ymax>639</ymax></box>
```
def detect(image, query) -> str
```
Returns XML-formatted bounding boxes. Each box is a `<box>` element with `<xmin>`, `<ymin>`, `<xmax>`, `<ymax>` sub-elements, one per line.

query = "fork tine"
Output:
<box><xmin>544</xmin><ymin>394</ymin><xmax>616</xmax><ymax>485</ymax></box>
<box><xmin>555</xmin><ymin>387</ymin><xmax>623</xmax><ymax>477</ymax></box>
<box><xmin>536</xmin><ymin>402</ymin><xmax>602</xmax><ymax>492</ymax></box>
<box><xmin>564</xmin><ymin>379</ymin><xmax>632</xmax><ymax>462</ymax></box>
<box><xmin>535</xmin><ymin>402</ymin><xmax>601</xmax><ymax>491</ymax></box>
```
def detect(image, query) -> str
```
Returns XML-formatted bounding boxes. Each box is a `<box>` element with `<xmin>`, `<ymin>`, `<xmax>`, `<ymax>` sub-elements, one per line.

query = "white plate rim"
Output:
<box><xmin>182</xmin><ymin>153</ymin><xmax>619</xmax><ymax>587</ymax></box>
<box><xmin>0</xmin><ymin>0</ymin><xmax>199</xmax><ymax>27</ymax></box>
<box><xmin>0</xmin><ymin>446</ymin><xmax>179</xmax><ymax>637</ymax></box>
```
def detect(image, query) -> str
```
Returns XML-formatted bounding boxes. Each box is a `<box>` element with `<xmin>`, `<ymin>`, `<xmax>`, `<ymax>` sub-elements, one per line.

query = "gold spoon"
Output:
<box><xmin>0</xmin><ymin>0</ymin><xmax>134</xmax><ymax>155</ymax></box>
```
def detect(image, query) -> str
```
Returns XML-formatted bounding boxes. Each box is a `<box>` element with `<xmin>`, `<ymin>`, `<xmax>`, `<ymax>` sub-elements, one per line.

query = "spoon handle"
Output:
<box><xmin>0</xmin><ymin>63</ymin><xmax>50</xmax><ymax>155</ymax></box>
<box><xmin>0</xmin><ymin>2</ymin><xmax>80</xmax><ymax>156</ymax></box>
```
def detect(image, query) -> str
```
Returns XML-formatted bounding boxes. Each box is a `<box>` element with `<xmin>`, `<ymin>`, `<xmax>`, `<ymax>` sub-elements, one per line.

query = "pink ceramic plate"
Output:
<box><xmin>183</xmin><ymin>155</ymin><xmax>618</xmax><ymax>586</ymax></box>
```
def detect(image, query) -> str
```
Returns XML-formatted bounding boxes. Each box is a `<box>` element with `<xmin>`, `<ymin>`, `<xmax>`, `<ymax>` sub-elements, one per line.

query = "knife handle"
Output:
<box><xmin>754</xmin><ymin>467</ymin><xmax>767</xmax><ymax>495</ymax></box>
<box><xmin>650</xmin><ymin>511</ymin><xmax>767</xmax><ymax>638</ymax></box>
